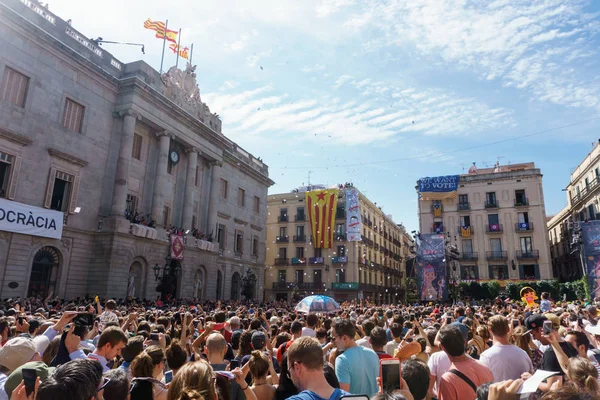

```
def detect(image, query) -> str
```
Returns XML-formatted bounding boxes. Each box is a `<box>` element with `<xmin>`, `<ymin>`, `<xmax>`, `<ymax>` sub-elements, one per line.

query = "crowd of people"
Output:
<box><xmin>0</xmin><ymin>294</ymin><xmax>598</xmax><ymax>400</ymax></box>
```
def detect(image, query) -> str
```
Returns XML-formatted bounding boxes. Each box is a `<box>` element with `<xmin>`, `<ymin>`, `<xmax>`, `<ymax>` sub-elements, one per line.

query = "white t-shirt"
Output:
<box><xmin>356</xmin><ymin>336</ymin><xmax>372</xmax><ymax>349</ymax></box>
<box><xmin>427</xmin><ymin>351</ymin><xmax>451</xmax><ymax>397</ymax></box>
<box><xmin>301</xmin><ymin>327</ymin><xmax>316</xmax><ymax>337</ymax></box>
<box><xmin>384</xmin><ymin>340</ymin><xmax>400</xmax><ymax>356</ymax></box>
<box><xmin>479</xmin><ymin>344</ymin><xmax>533</xmax><ymax>382</ymax></box>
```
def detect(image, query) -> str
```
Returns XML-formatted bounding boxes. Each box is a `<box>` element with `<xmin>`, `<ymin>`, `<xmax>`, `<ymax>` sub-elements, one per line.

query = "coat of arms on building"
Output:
<box><xmin>161</xmin><ymin>63</ymin><xmax>221</xmax><ymax>131</ymax></box>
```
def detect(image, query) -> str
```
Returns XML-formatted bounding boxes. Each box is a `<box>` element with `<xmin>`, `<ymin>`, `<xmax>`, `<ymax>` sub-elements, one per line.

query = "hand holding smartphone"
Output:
<box><xmin>22</xmin><ymin>368</ymin><xmax>36</xmax><ymax>396</ymax></box>
<box><xmin>380</xmin><ymin>358</ymin><xmax>402</xmax><ymax>392</ymax></box>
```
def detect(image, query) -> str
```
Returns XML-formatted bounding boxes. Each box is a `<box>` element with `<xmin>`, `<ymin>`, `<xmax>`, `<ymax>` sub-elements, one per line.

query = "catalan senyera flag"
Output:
<box><xmin>461</xmin><ymin>225</ymin><xmax>471</xmax><ymax>238</ymax></box>
<box><xmin>306</xmin><ymin>189</ymin><xmax>339</xmax><ymax>249</ymax></box>
<box><xmin>144</xmin><ymin>18</ymin><xmax>178</xmax><ymax>44</ymax></box>
<box><xmin>432</xmin><ymin>203</ymin><xmax>442</xmax><ymax>217</ymax></box>
<box><xmin>169</xmin><ymin>43</ymin><xmax>189</xmax><ymax>59</ymax></box>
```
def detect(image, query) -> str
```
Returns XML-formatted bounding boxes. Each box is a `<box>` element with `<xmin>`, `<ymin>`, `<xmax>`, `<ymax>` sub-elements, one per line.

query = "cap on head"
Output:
<box><xmin>0</xmin><ymin>338</ymin><xmax>37</xmax><ymax>373</ymax></box>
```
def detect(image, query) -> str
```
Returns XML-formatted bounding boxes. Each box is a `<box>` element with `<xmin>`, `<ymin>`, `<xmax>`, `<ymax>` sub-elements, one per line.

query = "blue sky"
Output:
<box><xmin>50</xmin><ymin>0</ymin><xmax>600</xmax><ymax>232</ymax></box>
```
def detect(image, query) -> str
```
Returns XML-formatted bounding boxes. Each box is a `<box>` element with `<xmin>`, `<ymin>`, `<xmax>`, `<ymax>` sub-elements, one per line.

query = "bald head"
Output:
<box><xmin>205</xmin><ymin>333</ymin><xmax>227</xmax><ymax>355</ymax></box>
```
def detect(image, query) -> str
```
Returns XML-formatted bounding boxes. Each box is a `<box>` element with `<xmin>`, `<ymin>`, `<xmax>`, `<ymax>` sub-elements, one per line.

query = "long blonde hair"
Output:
<box><xmin>567</xmin><ymin>357</ymin><xmax>599</xmax><ymax>393</ymax></box>
<box><xmin>167</xmin><ymin>361</ymin><xmax>216</xmax><ymax>400</ymax></box>
<box><xmin>510</xmin><ymin>326</ymin><xmax>533</xmax><ymax>361</ymax></box>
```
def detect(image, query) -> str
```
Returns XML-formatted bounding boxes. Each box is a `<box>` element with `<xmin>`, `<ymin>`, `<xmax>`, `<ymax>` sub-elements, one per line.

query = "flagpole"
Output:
<box><xmin>159</xmin><ymin>19</ymin><xmax>168</xmax><ymax>73</ymax></box>
<box><xmin>189</xmin><ymin>43</ymin><xmax>194</xmax><ymax>65</ymax></box>
<box><xmin>175</xmin><ymin>28</ymin><xmax>182</xmax><ymax>68</ymax></box>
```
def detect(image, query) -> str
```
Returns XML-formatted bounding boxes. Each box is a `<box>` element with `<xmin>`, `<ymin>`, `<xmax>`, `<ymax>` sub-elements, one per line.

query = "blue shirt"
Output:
<box><xmin>335</xmin><ymin>345</ymin><xmax>380</xmax><ymax>396</ymax></box>
<box><xmin>540</xmin><ymin>299</ymin><xmax>551</xmax><ymax>312</ymax></box>
<box><xmin>287</xmin><ymin>388</ymin><xmax>349</xmax><ymax>400</ymax></box>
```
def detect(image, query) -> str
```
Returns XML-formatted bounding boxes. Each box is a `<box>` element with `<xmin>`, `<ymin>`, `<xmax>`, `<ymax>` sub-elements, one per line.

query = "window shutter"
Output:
<box><xmin>488</xmin><ymin>265</ymin><xmax>494</xmax><ymax>280</ymax></box>
<box><xmin>69</xmin><ymin>174</ymin><xmax>81</xmax><ymax>213</ymax></box>
<box><xmin>7</xmin><ymin>156</ymin><xmax>21</xmax><ymax>200</ymax></box>
<box><xmin>534</xmin><ymin>264</ymin><xmax>540</xmax><ymax>280</ymax></box>
<box><xmin>460</xmin><ymin>265</ymin><xmax>465</xmax><ymax>279</ymax></box>
<box><xmin>44</xmin><ymin>168</ymin><xmax>57</xmax><ymax>208</ymax></box>
<box><xmin>474</xmin><ymin>266</ymin><xmax>480</xmax><ymax>280</ymax></box>
<box><xmin>518</xmin><ymin>264</ymin><xmax>524</xmax><ymax>280</ymax></box>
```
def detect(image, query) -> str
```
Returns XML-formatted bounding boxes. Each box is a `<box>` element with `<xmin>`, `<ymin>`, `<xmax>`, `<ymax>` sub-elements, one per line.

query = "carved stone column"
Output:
<box><xmin>151</xmin><ymin>132</ymin><xmax>172</xmax><ymax>225</ymax></box>
<box><xmin>205</xmin><ymin>161</ymin><xmax>221</xmax><ymax>236</ymax></box>
<box><xmin>110</xmin><ymin>110</ymin><xmax>139</xmax><ymax>216</ymax></box>
<box><xmin>182</xmin><ymin>148</ymin><xmax>198</xmax><ymax>231</ymax></box>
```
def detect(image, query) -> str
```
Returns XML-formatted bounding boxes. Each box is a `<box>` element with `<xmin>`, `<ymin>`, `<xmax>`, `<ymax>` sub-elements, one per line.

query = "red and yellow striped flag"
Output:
<box><xmin>306</xmin><ymin>189</ymin><xmax>339</xmax><ymax>249</ymax></box>
<box><xmin>169</xmin><ymin>43</ymin><xmax>189</xmax><ymax>59</ymax></box>
<box><xmin>144</xmin><ymin>18</ymin><xmax>178</xmax><ymax>44</ymax></box>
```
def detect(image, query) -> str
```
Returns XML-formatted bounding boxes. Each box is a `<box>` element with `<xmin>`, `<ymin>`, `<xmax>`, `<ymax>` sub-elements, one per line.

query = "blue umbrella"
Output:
<box><xmin>295</xmin><ymin>295</ymin><xmax>341</xmax><ymax>314</ymax></box>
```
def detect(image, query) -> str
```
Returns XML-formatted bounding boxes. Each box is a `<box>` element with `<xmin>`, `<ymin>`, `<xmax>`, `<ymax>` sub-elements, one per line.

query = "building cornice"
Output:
<box><xmin>0</xmin><ymin>127</ymin><xmax>33</xmax><ymax>146</ymax></box>
<box><xmin>48</xmin><ymin>148</ymin><xmax>89</xmax><ymax>167</ymax></box>
<box><xmin>223</xmin><ymin>151</ymin><xmax>275</xmax><ymax>187</ymax></box>
<box><xmin>116</xmin><ymin>76</ymin><xmax>232</xmax><ymax>153</ymax></box>
<box><xmin>217</xmin><ymin>212</ymin><xmax>231</xmax><ymax>220</ymax></box>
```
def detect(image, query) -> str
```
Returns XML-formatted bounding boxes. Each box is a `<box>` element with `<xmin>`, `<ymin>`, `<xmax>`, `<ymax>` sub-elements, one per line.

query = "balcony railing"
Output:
<box><xmin>484</xmin><ymin>200</ymin><xmax>499</xmax><ymax>209</ymax></box>
<box><xmin>457</xmin><ymin>226</ymin><xmax>474</xmax><ymax>235</ymax></box>
<box><xmin>274</xmin><ymin>258</ymin><xmax>289</xmax><ymax>265</ymax></box>
<box><xmin>571</xmin><ymin>177</ymin><xmax>600</xmax><ymax>205</ymax></box>
<box><xmin>335</xmin><ymin>233</ymin><xmax>347</xmax><ymax>241</ymax></box>
<box><xmin>331</xmin><ymin>282</ymin><xmax>359</xmax><ymax>290</ymax></box>
<box><xmin>291</xmin><ymin>257</ymin><xmax>307</xmax><ymax>265</ymax></box>
<box><xmin>457</xmin><ymin>202</ymin><xmax>470</xmax><ymax>211</ymax></box>
<box><xmin>293</xmin><ymin>235</ymin><xmax>306</xmax><ymax>242</ymax></box>
<box><xmin>460</xmin><ymin>251</ymin><xmax>479</xmax><ymax>261</ymax></box>
<box><xmin>485</xmin><ymin>224</ymin><xmax>503</xmax><ymax>233</ymax></box>
<box><xmin>514</xmin><ymin>198</ymin><xmax>529</xmax><ymax>207</ymax></box>
<box><xmin>332</xmin><ymin>256</ymin><xmax>348</xmax><ymax>264</ymax></box>
<box><xmin>272</xmin><ymin>282</ymin><xmax>325</xmax><ymax>290</ymax></box>
<box><xmin>431</xmin><ymin>204</ymin><xmax>444</xmax><ymax>214</ymax></box>
<box><xmin>515</xmin><ymin>223</ymin><xmax>534</xmax><ymax>232</ymax></box>
<box><xmin>309</xmin><ymin>257</ymin><xmax>325</xmax><ymax>265</ymax></box>
<box><xmin>295</xmin><ymin>214</ymin><xmax>306</xmax><ymax>221</ymax></box>
<box><xmin>276</xmin><ymin>235</ymin><xmax>289</xmax><ymax>243</ymax></box>
<box><xmin>486</xmin><ymin>251</ymin><xmax>508</xmax><ymax>261</ymax></box>
<box><xmin>277</xmin><ymin>215</ymin><xmax>289</xmax><ymax>222</ymax></box>
<box><xmin>516</xmin><ymin>250</ymin><xmax>540</xmax><ymax>260</ymax></box>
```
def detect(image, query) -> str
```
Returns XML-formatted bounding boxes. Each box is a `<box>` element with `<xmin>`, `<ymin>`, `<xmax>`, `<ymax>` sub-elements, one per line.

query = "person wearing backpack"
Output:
<box><xmin>437</xmin><ymin>324</ymin><xmax>493</xmax><ymax>400</ymax></box>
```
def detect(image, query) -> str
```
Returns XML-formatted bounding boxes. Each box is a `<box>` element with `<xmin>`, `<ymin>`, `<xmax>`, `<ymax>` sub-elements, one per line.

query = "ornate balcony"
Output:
<box><xmin>486</xmin><ymin>251</ymin><xmax>508</xmax><ymax>261</ymax></box>
<box><xmin>516</xmin><ymin>250</ymin><xmax>539</xmax><ymax>260</ymax></box>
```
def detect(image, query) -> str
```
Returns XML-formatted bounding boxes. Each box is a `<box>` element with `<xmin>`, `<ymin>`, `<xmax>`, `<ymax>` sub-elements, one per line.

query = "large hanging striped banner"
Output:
<box><xmin>306</xmin><ymin>189</ymin><xmax>339</xmax><ymax>249</ymax></box>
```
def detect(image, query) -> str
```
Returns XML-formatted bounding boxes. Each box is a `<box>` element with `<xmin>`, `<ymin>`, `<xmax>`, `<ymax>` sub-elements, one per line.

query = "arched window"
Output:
<box><xmin>127</xmin><ymin>261</ymin><xmax>144</xmax><ymax>298</ymax></box>
<box><xmin>193</xmin><ymin>268</ymin><xmax>205</xmax><ymax>300</ymax></box>
<box><xmin>28</xmin><ymin>247</ymin><xmax>59</xmax><ymax>298</ymax></box>
<box><xmin>231</xmin><ymin>272</ymin><xmax>240</xmax><ymax>301</ymax></box>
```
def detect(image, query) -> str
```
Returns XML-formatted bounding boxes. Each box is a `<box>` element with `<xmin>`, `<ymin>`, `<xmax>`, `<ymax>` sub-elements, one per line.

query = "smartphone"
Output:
<box><xmin>150</xmin><ymin>333</ymin><xmax>159</xmax><ymax>340</ymax></box>
<box><xmin>22</xmin><ymin>368</ymin><xmax>36</xmax><ymax>396</ymax></box>
<box><xmin>409</xmin><ymin>314</ymin><xmax>415</xmax><ymax>322</ymax></box>
<box><xmin>164</xmin><ymin>370</ymin><xmax>173</xmax><ymax>384</ymax></box>
<box><xmin>17</xmin><ymin>316</ymin><xmax>23</xmax><ymax>325</ymax></box>
<box><xmin>577</xmin><ymin>318</ymin><xmax>583</xmax><ymax>327</ymax></box>
<box><xmin>512</xmin><ymin>319</ymin><xmax>519</xmax><ymax>328</ymax></box>
<box><xmin>543</xmin><ymin>320</ymin><xmax>553</xmax><ymax>335</ymax></box>
<box><xmin>446</xmin><ymin>317</ymin><xmax>452</xmax><ymax>325</ymax></box>
<box><xmin>74</xmin><ymin>313</ymin><xmax>94</xmax><ymax>326</ymax></box>
<box><xmin>380</xmin><ymin>359</ymin><xmax>402</xmax><ymax>392</ymax></box>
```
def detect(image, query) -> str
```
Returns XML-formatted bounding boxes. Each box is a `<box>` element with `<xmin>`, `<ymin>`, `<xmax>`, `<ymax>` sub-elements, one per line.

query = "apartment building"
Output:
<box><xmin>418</xmin><ymin>163</ymin><xmax>552</xmax><ymax>284</ymax></box>
<box><xmin>547</xmin><ymin>142</ymin><xmax>600</xmax><ymax>281</ymax></box>
<box><xmin>265</xmin><ymin>185</ymin><xmax>412</xmax><ymax>304</ymax></box>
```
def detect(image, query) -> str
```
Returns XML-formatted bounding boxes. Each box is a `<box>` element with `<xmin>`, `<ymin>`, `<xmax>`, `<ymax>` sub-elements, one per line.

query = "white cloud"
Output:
<box><xmin>333</xmin><ymin>74</ymin><xmax>353</xmax><ymax>89</ymax></box>
<box><xmin>344</xmin><ymin>0</ymin><xmax>600</xmax><ymax>110</ymax></box>
<box><xmin>316</xmin><ymin>0</ymin><xmax>354</xmax><ymax>17</ymax></box>
<box><xmin>204</xmin><ymin>79</ymin><xmax>515</xmax><ymax>145</ymax></box>
<box><xmin>301</xmin><ymin>64</ymin><xmax>326</xmax><ymax>73</ymax></box>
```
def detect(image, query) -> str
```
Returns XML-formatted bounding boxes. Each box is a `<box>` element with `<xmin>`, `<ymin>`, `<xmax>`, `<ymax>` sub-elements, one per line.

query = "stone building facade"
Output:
<box><xmin>418</xmin><ymin>163</ymin><xmax>553</xmax><ymax>285</ymax></box>
<box><xmin>0</xmin><ymin>0</ymin><xmax>273</xmax><ymax>300</ymax></box>
<box><xmin>264</xmin><ymin>185</ymin><xmax>413</xmax><ymax>304</ymax></box>
<box><xmin>547</xmin><ymin>142</ymin><xmax>600</xmax><ymax>281</ymax></box>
